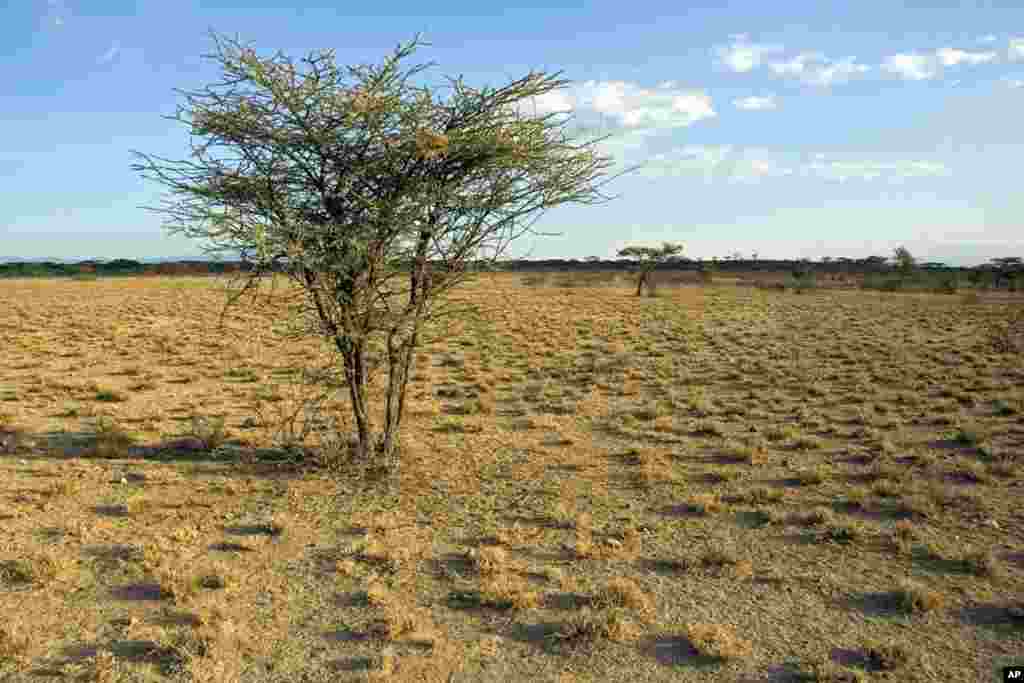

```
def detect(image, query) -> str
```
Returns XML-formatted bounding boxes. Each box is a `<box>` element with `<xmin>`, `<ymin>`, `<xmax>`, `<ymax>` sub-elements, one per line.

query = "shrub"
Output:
<box><xmin>935</xmin><ymin>275</ymin><xmax>958</xmax><ymax>294</ymax></box>
<box><xmin>685</xmin><ymin>623</ymin><xmax>752</xmax><ymax>660</ymax></box>
<box><xmin>895</xmin><ymin>579</ymin><xmax>945</xmax><ymax>613</ymax></box>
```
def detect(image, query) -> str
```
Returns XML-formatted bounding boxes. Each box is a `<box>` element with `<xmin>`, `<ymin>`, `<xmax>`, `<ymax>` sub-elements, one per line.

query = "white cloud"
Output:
<box><xmin>636</xmin><ymin>144</ymin><xmax>733</xmax><ymax>179</ymax></box>
<box><xmin>714</xmin><ymin>34</ymin><xmax>783</xmax><ymax>73</ymax></box>
<box><xmin>882</xmin><ymin>53</ymin><xmax>940</xmax><ymax>80</ymax></box>
<box><xmin>593</xmin><ymin>127</ymin><xmax>664</xmax><ymax>161</ymax></box>
<box><xmin>980</xmin><ymin>34</ymin><xmax>998</xmax><ymax>43</ymax></box>
<box><xmin>769</xmin><ymin>52</ymin><xmax>821</xmax><ymax>76</ymax></box>
<box><xmin>733</xmin><ymin>95</ymin><xmax>777</xmax><ymax>110</ymax></box>
<box><xmin>1010</xmin><ymin>37</ymin><xmax>1024</xmax><ymax>61</ymax></box>
<box><xmin>730</xmin><ymin>154</ymin><xmax>794</xmax><ymax>183</ymax></box>
<box><xmin>883</xmin><ymin>47</ymin><xmax>999</xmax><ymax>81</ymax></box>
<box><xmin>628</xmin><ymin>145</ymin><xmax>951</xmax><ymax>184</ymax></box>
<box><xmin>98</xmin><ymin>41</ymin><xmax>121</xmax><ymax>65</ymax></box>
<box><xmin>768</xmin><ymin>53</ymin><xmax>870</xmax><ymax>87</ymax></box>
<box><xmin>553</xmin><ymin>80</ymin><xmax>716</xmax><ymax>131</ymax></box>
<box><xmin>808</xmin><ymin>57</ymin><xmax>871</xmax><ymax>86</ymax></box>
<box><xmin>1002</xmin><ymin>76</ymin><xmax>1024</xmax><ymax>88</ymax></box>
<box><xmin>935</xmin><ymin>47</ymin><xmax>997</xmax><ymax>66</ymax></box>
<box><xmin>514</xmin><ymin>80</ymin><xmax>716</xmax><ymax>143</ymax></box>
<box><xmin>803</xmin><ymin>157</ymin><xmax>951</xmax><ymax>182</ymax></box>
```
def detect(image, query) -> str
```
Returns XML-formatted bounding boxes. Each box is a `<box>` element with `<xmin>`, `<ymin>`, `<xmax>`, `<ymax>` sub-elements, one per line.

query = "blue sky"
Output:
<box><xmin>3</xmin><ymin>1</ymin><xmax>1023</xmax><ymax>265</ymax></box>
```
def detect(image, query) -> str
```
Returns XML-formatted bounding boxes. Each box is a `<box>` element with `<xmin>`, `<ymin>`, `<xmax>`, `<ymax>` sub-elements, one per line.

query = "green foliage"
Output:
<box><xmin>131</xmin><ymin>31</ymin><xmax>629</xmax><ymax>467</ymax></box>
<box><xmin>893</xmin><ymin>246</ymin><xmax>916</xmax><ymax>278</ymax></box>
<box><xmin>616</xmin><ymin>242</ymin><xmax>685</xmax><ymax>296</ymax></box>
<box><xmin>789</xmin><ymin>262</ymin><xmax>816</xmax><ymax>293</ymax></box>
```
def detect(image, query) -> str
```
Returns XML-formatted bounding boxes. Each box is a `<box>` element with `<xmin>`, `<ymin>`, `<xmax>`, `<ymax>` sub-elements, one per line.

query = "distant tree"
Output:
<box><xmin>616</xmin><ymin>242</ymin><xmax>685</xmax><ymax>296</ymax></box>
<box><xmin>791</xmin><ymin>257</ymin><xmax>814</xmax><ymax>281</ymax></box>
<box><xmin>893</xmin><ymin>246</ymin><xmax>916</xmax><ymax>278</ymax></box>
<box><xmin>133</xmin><ymin>32</ymin><xmax>630</xmax><ymax>470</ymax></box>
<box><xmin>990</xmin><ymin>256</ymin><xmax>1023</xmax><ymax>290</ymax></box>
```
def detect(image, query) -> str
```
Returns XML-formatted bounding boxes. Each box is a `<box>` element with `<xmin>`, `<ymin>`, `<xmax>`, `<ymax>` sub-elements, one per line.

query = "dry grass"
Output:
<box><xmin>0</xmin><ymin>272</ymin><xmax>1021</xmax><ymax>681</ymax></box>
<box><xmin>684</xmin><ymin>623</ymin><xmax>753</xmax><ymax>660</ymax></box>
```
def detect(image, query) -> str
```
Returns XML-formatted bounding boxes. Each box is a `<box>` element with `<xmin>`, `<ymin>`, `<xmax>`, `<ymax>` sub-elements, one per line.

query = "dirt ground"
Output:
<box><xmin>1</xmin><ymin>272</ymin><xmax>1022</xmax><ymax>682</ymax></box>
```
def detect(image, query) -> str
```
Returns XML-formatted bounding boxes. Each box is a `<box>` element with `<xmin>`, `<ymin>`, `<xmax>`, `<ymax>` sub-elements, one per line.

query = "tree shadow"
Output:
<box><xmin>108</xmin><ymin>639</ymin><xmax>187</xmax><ymax>674</ymax></box>
<box><xmin>637</xmin><ymin>557</ymin><xmax>692</xmax><ymax>576</ymax></box>
<box><xmin>2</xmin><ymin>424</ymin><xmax>341</xmax><ymax>481</ymax></box>
<box><xmin>327</xmin><ymin>656</ymin><xmax>376</xmax><ymax>673</ymax></box>
<box><xmin>223</xmin><ymin>522</ymin><xmax>283</xmax><ymax>537</ymax></box>
<box><xmin>209</xmin><ymin>541</ymin><xmax>256</xmax><ymax>553</ymax></box>
<box><xmin>82</xmin><ymin>544</ymin><xmax>144</xmax><ymax>568</ymax></box>
<box><xmin>637</xmin><ymin>635</ymin><xmax>721</xmax><ymax>670</ymax></box>
<box><xmin>830</xmin><ymin>590</ymin><xmax>907</xmax><ymax>619</ymax></box>
<box><xmin>92</xmin><ymin>504</ymin><xmax>131</xmax><ymax>517</ymax></box>
<box><xmin>958</xmin><ymin>602</ymin><xmax>1024</xmax><ymax>635</ymax></box>
<box><xmin>503</xmin><ymin>620</ymin><xmax>569</xmax><ymax>655</ymax></box>
<box><xmin>323</xmin><ymin>628</ymin><xmax>375</xmax><ymax>644</ymax></box>
<box><xmin>110</xmin><ymin>582</ymin><xmax>168</xmax><ymax>602</ymax></box>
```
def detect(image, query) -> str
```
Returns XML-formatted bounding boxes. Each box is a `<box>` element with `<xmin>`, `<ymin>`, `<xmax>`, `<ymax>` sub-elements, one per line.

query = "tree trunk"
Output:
<box><xmin>377</xmin><ymin>231</ymin><xmax>432</xmax><ymax>467</ymax></box>
<box><xmin>636</xmin><ymin>271</ymin><xmax>646</xmax><ymax>297</ymax></box>
<box><xmin>338</xmin><ymin>336</ymin><xmax>372</xmax><ymax>459</ymax></box>
<box><xmin>379</xmin><ymin>323</ymin><xmax>419</xmax><ymax>467</ymax></box>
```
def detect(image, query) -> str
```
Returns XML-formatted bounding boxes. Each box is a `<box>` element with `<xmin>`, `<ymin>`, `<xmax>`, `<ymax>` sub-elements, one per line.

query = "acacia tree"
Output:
<box><xmin>616</xmin><ymin>242</ymin><xmax>685</xmax><ymax>296</ymax></box>
<box><xmin>893</xmin><ymin>246</ymin><xmax>916</xmax><ymax>279</ymax></box>
<box><xmin>132</xmin><ymin>32</ymin><xmax>633</xmax><ymax>470</ymax></box>
<box><xmin>991</xmin><ymin>257</ymin><xmax>1023</xmax><ymax>290</ymax></box>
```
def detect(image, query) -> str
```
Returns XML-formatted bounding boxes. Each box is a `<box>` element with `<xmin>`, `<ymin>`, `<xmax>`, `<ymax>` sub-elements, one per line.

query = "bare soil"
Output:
<box><xmin>0</xmin><ymin>272</ymin><xmax>1021</xmax><ymax>682</ymax></box>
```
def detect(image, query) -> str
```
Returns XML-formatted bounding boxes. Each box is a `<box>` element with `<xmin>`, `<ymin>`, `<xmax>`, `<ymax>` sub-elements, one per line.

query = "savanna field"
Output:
<box><xmin>1</xmin><ymin>272</ymin><xmax>1022</xmax><ymax>682</ymax></box>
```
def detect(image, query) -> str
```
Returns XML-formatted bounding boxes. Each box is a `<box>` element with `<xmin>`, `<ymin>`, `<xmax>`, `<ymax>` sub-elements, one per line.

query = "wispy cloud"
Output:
<box><xmin>804</xmin><ymin>56</ymin><xmax>871</xmax><ymax>86</ymax></box>
<box><xmin>883</xmin><ymin>47</ymin><xmax>999</xmax><ymax>81</ymax></box>
<box><xmin>935</xmin><ymin>47</ymin><xmax>997</xmax><ymax>66</ymax></box>
<box><xmin>1002</xmin><ymin>76</ymin><xmax>1024</xmax><ymax>88</ymax></box>
<box><xmin>802</xmin><ymin>156</ymin><xmax>951</xmax><ymax>182</ymax></box>
<box><xmin>636</xmin><ymin>145</ymin><xmax>733</xmax><ymax>180</ymax></box>
<box><xmin>733</xmin><ymin>95</ymin><xmax>777</xmax><ymax>110</ymax></box>
<box><xmin>730</xmin><ymin>152</ymin><xmax>795</xmax><ymax>183</ymax></box>
<box><xmin>767</xmin><ymin>53</ymin><xmax>870</xmax><ymax>87</ymax></box>
<box><xmin>723</xmin><ymin>35</ymin><xmax>1003</xmax><ymax>87</ymax></box>
<box><xmin>769</xmin><ymin>52</ymin><xmax>819</xmax><ymax>77</ymax></box>
<box><xmin>522</xmin><ymin>79</ymin><xmax>716</xmax><ymax>135</ymax></box>
<box><xmin>625</xmin><ymin>144</ymin><xmax>951</xmax><ymax>184</ymax></box>
<box><xmin>1010</xmin><ymin>37</ymin><xmax>1024</xmax><ymax>61</ymax></box>
<box><xmin>980</xmin><ymin>34</ymin><xmax>998</xmax><ymax>43</ymax></box>
<box><xmin>882</xmin><ymin>53</ymin><xmax>940</xmax><ymax>80</ymax></box>
<box><xmin>98</xmin><ymin>41</ymin><xmax>121</xmax><ymax>65</ymax></box>
<box><xmin>713</xmin><ymin>34</ymin><xmax>783</xmax><ymax>73</ymax></box>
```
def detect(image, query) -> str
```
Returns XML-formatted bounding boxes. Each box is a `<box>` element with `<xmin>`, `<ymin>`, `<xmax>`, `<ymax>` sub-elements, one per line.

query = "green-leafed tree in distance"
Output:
<box><xmin>893</xmin><ymin>246</ymin><xmax>916</xmax><ymax>280</ymax></box>
<box><xmin>616</xmin><ymin>242</ymin><xmax>685</xmax><ymax>296</ymax></box>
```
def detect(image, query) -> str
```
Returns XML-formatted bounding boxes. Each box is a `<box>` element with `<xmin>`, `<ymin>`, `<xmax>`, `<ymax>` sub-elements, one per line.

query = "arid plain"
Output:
<box><xmin>1</xmin><ymin>272</ymin><xmax>1022</xmax><ymax>682</ymax></box>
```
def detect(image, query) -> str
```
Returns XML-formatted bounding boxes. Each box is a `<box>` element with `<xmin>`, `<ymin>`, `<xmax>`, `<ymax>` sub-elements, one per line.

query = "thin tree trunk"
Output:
<box><xmin>338</xmin><ymin>336</ymin><xmax>372</xmax><ymax>459</ymax></box>
<box><xmin>377</xmin><ymin>222</ymin><xmax>433</xmax><ymax>466</ymax></box>
<box><xmin>379</xmin><ymin>326</ymin><xmax>418</xmax><ymax>466</ymax></box>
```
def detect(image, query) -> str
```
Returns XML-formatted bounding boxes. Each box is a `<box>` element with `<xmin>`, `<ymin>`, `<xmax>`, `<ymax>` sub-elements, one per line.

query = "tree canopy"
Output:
<box><xmin>132</xmin><ymin>32</ymin><xmax>634</xmax><ymax>469</ymax></box>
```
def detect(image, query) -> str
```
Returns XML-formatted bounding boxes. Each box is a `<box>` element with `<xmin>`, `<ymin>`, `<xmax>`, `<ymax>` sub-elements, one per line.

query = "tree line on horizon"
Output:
<box><xmin>0</xmin><ymin>253</ymin><xmax>1019</xmax><ymax>278</ymax></box>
